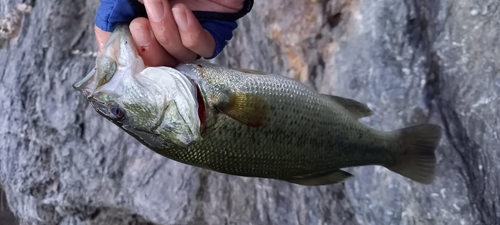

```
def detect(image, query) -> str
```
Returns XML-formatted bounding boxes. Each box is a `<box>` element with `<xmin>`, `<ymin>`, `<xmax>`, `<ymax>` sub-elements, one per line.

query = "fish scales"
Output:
<box><xmin>162</xmin><ymin>63</ymin><xmax>398</xmax><ymax>179</ymax></box>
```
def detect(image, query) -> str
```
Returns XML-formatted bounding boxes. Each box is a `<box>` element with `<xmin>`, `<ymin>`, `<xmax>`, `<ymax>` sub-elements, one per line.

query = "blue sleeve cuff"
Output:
<box><xmin>95</xmin><ymin>0</ymin><xmax>137</xmax><ymax>32</ymax></box>
<box><xmin>200</xmin><ymin>20</ymin><xmax>238</xmax><ymax>59</ymax></box>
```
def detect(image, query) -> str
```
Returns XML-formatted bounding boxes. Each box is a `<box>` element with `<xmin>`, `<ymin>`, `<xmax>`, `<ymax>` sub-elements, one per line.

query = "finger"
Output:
<box><xmin>172</xmin><ymin>4</ymin><xmax>216</xmax><ymax>58</ymax></box>
<box><xmin>129</xmin><ymin>18</ymin><xmax>179</xmax><ymax>67</ymax></box>
<box><xmin>205</xmin><ymin>0</ymin><xmax>244</xmax><ymax>11</ymax></box>
<box><xmin>143</xmin><ymin>0</ymin><xmax>197</xmax><ymax>63</ymax></box>
<box><xmin>94</xmin><ymin>25</ymin><xmax>111</xmax><ymax>53</ymax></box>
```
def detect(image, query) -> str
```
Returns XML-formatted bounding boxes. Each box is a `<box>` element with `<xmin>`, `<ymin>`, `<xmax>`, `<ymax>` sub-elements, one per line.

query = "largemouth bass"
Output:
<box><xmin>73</xmin><ymin>24</ymin><xmax>442</xmax><ymax>185</ymax></box>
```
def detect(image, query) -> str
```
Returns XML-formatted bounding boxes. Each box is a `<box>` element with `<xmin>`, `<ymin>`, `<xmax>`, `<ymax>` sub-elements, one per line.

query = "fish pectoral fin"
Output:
<box><xmin>321</xmin><ymin>94</ymin><xmax>373</xmax><ymax>119</ymax></box>
<box><xmin>234</xmin><ymin>68</ymin><xmax>268</xmax><ymax>75</ymax></box>
<box><xmin>286</xmin><ymin>170</ymin><xmax>354</xmax><ymax>186</ymax></box>
<box><xmin>217</xmin><ymin>92</ymin><xmax>270</xmax><ymax>128</ymax></box>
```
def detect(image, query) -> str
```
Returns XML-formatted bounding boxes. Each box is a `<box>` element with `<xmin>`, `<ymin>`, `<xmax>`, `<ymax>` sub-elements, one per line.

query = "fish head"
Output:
<box><xmin>73</xmin><ymin>24</ymin><xmax>201</xmax><ymax>149</ymax></box>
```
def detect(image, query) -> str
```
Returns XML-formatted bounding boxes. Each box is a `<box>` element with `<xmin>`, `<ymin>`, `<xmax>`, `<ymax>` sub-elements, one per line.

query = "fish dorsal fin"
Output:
<box><xmin>234</xmin><ymin>68</ymin><xmax>268</xmax><ymax>75</ymax></box>
<box><xmin>322</xmin><ymin>94</ymin><xmax>373</xmax><ymax>119</ymax></box>
<box><xmin>217</xmin><ymin>92</ymin><xmax>270</xmax><ymax>128</ymax></box>
<box><xmin>286</xmin><ymin>170</ymin><xmax>354</xmax><ymax>186</ymax></box>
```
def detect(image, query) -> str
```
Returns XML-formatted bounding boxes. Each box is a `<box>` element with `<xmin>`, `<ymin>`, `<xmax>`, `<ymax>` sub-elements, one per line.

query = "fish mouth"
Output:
<box><xmin>73</xmin><ymin>67</ymin><xmax>97</xmax><ymax>98</ymax></box>
<box><xmin>72</xmin><ymin>24</ymin><xmax>136</xmax><ymax>99</ymax></box>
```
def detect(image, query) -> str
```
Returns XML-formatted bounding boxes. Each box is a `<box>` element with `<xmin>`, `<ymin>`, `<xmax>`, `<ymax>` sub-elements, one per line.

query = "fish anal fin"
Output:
<box><xmin>286</xmin><ymin>170</ymin><xmax>354</xmax><ymax>186</ymax></box>
<box><xmin>322</xmin><ymin>94</ymin><xmax>373</xmax><ymax>119</ymax></box>
<box><xmin>217</xmin><ymin>92</ymin><xmax>270</xmax><ymax>128</ymax></box>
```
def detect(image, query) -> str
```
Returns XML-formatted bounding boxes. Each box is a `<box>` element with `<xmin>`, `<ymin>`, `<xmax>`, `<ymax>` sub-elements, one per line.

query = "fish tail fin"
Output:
<box><xmin>387</xmin><ymin>124</ymin><xmax>442</xmax><ymax>184</ymax></box>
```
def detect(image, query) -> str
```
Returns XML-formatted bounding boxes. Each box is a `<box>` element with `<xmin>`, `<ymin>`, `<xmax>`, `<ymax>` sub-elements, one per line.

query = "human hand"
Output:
<box><xmin>94</xmin><ymin>0</ymin><xmax>252</xmax><ymax>67</ymax></box>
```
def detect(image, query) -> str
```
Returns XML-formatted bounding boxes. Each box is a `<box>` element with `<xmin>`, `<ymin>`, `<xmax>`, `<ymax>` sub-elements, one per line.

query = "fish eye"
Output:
<box><xmin>109</xmin><ymin>105</ymin><xmax>125</xmax><ymax>120</ymax></box>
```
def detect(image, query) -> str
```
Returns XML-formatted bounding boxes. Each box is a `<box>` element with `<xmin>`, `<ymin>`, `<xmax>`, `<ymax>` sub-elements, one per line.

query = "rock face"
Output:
<box><xmin>0</xmin><ymin>0</ymin><xmax>498</xmax><ymax>224</ymax></box>
<box><xmin>0</xmin><ymin>185</ymin><xmax>18</xmax><ymax>224</ymax></box>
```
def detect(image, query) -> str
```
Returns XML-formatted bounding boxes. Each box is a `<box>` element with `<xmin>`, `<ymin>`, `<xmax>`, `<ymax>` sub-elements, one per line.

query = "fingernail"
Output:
<box><xmin>145</xmin><ymin>0</ymin><xmax>164</xmax><ymax>22</ymax></box>
<box><xmin>172</xmin><ymin>7</ymin><xmax>188</xmax><ymax>30</ymax></box>
<box><xmin>130</xmin><ymin>23</ymin><xmax>151</xmax><ymax>46</ymax></box>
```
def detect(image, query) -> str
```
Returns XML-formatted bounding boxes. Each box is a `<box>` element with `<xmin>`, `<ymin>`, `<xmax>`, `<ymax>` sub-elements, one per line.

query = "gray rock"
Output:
<box><xmin>0</xmin><ymin>0</ymin><xmax>498</xmax><ymax>225</ymax></box>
